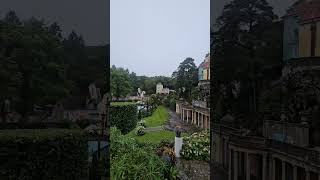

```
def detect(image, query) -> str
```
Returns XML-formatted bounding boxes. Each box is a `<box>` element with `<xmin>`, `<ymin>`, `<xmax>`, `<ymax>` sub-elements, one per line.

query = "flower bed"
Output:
<box><xmin>180</xmin><ymin>130</ymin><xmax>210</xmax><ymax>161</ymax></box>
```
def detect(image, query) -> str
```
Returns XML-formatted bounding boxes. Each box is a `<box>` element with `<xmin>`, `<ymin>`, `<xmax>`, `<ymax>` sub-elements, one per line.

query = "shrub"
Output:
<box><xmin>0</xmin><ymin>129</ymin><xmax>88</xmax><ymax>179</ymax></box>
<box><xmin>138</xmin><ymin>120</ymin><xmax>146</xmax><ymax>127</ymax></box>
<box><xmin>76</xmin><ymin>119</ymin><xmax>90</xmax><ymax>129</ymax></box>
<box><xmin>110</xmin><ymin>128</ymin><xmax>168</xmax><ymax>179</ymax></box>
<box><xmin>110</xmin><ymin>103</ymin><xmax>138</xmax><ymax>134</ymax></box>
<box><xmin>180</xmin><ymin>130</ymin><xmax>210</xmax><ymax>161</ymax></box>
<box><xmin>135</xmin><ymin>126</ymin><xmax>146</xmax><ymax>136</ymax></box>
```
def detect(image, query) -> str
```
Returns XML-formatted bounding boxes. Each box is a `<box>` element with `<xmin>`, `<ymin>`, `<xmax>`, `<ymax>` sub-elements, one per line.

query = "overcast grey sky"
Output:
<box><xmin>0</xmin><ymin>0</ymin><xmax>109</xmax><ymax>46</ymax></box>
<box><xmin>111</xmin><ymin>0</ymin><xmax>210</xmax><ymax>77</ymax></box>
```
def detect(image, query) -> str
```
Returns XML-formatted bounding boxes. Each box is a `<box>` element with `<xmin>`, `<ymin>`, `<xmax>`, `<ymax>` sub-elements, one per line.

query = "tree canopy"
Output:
<box><xmin>0</xmin><ymin>11</ymin><xmax>107</xmax><ymax>122</ymax></box>
<box><xmin>212</xmin><ymin>0</ymin><xmax>282</xmax><ymax>128</ymax></box>
<box><xmin>172</xmin><ymin>57</ymin><xmax>198</xmax><ymax>102</ymax></box>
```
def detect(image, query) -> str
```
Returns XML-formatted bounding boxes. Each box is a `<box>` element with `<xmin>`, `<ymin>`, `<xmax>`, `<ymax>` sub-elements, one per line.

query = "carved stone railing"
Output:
<box><xmin>192</xmin><ymin>100</ymin><xmax>208</xmax><ymax>108</ymax></box>
<box><xmin>268</xmin><ymin>139</ymin><xmax>320</xmax><ymax>165</ymax></box>
<box><xmin>213</xmin><ymin>124</ymin><xmax>320</xmax><ymax>165</ymax></box>
<box><xmin>229</xmin><ymin>133</ymin><xmax>269</xmax><ymax>149</ymax></box>
<box><xmin>283</xmin><ymin>57</ymin><xmax>320</xmax><ymax>75</ymax></box>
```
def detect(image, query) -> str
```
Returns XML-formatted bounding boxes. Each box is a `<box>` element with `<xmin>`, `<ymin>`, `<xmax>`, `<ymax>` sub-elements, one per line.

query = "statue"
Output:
<box><xmin>174</xmin><ymin>125</ymin><xmax>183</xmax><ymax>158</ymax></box>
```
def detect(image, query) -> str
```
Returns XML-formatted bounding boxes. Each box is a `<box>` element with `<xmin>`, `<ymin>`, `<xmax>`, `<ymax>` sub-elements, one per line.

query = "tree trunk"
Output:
<box><xmin>19</xmin><ymin>71</ymin><xmax>32</xmax><ymax>123</ymax></box>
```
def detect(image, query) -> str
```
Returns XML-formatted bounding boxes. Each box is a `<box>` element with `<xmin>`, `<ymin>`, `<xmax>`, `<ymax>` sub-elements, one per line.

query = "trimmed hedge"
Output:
<box><xmin>110</xmin><ymin>103</ymin><xmax>138</xmax><ymax>134</ymax></box>
<box><xmin>0</xmin><ymin>129</ymin><xmax>88</xmax><ymax>180</ymax></box>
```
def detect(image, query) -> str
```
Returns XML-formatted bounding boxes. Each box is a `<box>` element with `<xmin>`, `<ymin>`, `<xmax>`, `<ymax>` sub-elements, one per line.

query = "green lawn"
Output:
<box><xmin>127</xmin><ymin>130</ymin><xmax>188</xmax><ymax>144</ymax></box>
<box><xmin>144</xmin><ymin>106</ymin><xmax>168</xmax><ymax>127</ymax></box>
<box><xmin>126</xmin><ymin>106</ymin><xmax>188</xmax><ymax>144</ymax></box>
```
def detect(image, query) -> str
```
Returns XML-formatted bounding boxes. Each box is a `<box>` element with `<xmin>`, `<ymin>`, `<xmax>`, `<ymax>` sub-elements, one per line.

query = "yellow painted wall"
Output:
<box><xmin>203</xmin><ymin>69</ymin><xmax>208</xmax><ymax>80</ymax></box>
<box><xmin>299</xmin><ymin>24</ymin><xmax>311</xmax><ymax>57</ymax></box>
<box><xmin>316</xmin><ymin>22</ymin><xmax>320</xmax><ymax>56</ymax></box>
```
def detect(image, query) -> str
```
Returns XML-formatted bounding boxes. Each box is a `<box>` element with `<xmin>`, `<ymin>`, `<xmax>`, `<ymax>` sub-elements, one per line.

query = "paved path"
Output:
<box><xmin>164</xmin><ymin>109</ymin><xmax>201</xmax><ymax>133</ymax></box>
<box><xmin>143</xmin><ymin>108</ymin><xmax>201</xmax><ymax>133</ymax></box>
<box><xmin>144</xmin><ymin>126</ymin><xmax>163</xmax><ymax>132</ymax></box>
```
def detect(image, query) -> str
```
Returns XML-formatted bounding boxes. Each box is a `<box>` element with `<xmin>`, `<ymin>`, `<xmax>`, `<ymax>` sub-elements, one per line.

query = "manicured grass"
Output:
<box><xmin>127</xmin><ymin>130</ymin><xmax>188</xmax><ymax>144</ymax></box>
<box><xmin>111</xmin><ymin>101</ymin><xmax>136</xmax><ymax>106</ymax></box>
<box><xmin>144</xmin><ymin>106</ymin><xmax>168</xmax><ymax>127</ymax></box>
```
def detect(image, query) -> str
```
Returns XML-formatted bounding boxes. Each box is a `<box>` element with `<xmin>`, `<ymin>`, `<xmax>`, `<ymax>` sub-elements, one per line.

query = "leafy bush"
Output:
<box><xmin>76</xmin><ymin>119</ymin><xmax>90</xmax><ymax>129</ymax></box>
<box><xmin>138</xmin><ymin>120</ymin><xmax>146</xmax><ymax>127</ymax></box>
<box><xmin>0</xmin><ymin>129</ymin><xmax>88</xmax><ymax>179</ymax></box>
<box><xmin>110</xmin><ymin>103</ymin><xmax>138</xmax><ymax>134</ymax></box>
<box><xmin>135</xmin><ymin>126</ymin><xmax>146</xmax><ymax>136</ymax></box>
<box><xmin>110</xmin><ymin>127</ymin><xmax>168</xmax><ymax>180</ymax></box>
<box><xmin>180</xmin><ymin>130</ymin><xmax>210</xmax><ymax>161</ymax></box>
<box><xmin>139</xmin><ymin>109</ymin><xmax>151</xmax><ymax>119</ymax></box>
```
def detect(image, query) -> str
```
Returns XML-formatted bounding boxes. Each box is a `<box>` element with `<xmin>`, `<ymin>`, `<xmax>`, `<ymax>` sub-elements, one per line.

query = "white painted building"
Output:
<box><xmin>156</xmin><ymin>83</ymin><xmax>172</xmax><ymax>95</ymax></box>
<box><xmin>156</xmin><ymin>83</ymin><xmax>164</xmax><ymax>94</ymax></box>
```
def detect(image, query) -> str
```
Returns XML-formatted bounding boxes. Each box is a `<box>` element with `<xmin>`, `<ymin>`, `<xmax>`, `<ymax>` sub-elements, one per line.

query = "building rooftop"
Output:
<box><xmin>286</xmin><ymin>0</ymin><xmax>320</xmax><ymax>24</ymax></box>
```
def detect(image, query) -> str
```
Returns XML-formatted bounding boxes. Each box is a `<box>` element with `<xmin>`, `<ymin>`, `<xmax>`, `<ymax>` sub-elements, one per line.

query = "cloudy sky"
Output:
<box><xmin>111</xmin><ymin>0</ymin><xmax>210</xmax><ymax>77</ymax></box>
<box><xmin>1</xmin><ymin>0</ymin><xmax>296</xmax><ymax>76</ymax></box>
<box><xmin>0</xmin><ymin>0</ymin><xmax>109</xmax><ymax>46</ymax></box>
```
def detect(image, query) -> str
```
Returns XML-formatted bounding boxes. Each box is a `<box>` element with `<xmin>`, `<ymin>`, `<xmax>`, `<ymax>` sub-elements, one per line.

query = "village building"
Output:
<box><xmin>176</xmin><ymin>54</ymin><xmax>211</xmax><ymax>130</ymax></box>
<box><xmin>156</xmin><ymin>82</ymin><xmax>173</xmax><ymax>95</ymax></box>
<box><xmin>213</xmin><ymin>1</ymin><xmax>320</xmax><ymax>179</ymax></box>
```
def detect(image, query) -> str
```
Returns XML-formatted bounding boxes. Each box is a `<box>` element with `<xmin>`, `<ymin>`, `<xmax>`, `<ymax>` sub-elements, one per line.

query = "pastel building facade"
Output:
<box><xmin>176</xmin><ymin>54</ymin><xmax>211</xmax><ymax>130</ymax></box>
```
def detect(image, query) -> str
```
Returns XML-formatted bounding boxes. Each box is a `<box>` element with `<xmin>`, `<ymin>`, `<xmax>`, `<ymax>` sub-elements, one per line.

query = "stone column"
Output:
<box><xmin>234</xmin><ymin>151</ymin><xmax>239</xmax><ymax>180</ymax></box>
<box><xmin>282</xmin><ymin>161</ymin><xmax>286</xmax><ymax>180</ymax></box>
<box><xmin>202</xmin><ymin>114</ymin><xmax>204</xmax><ymax>128</ymax></box>
<box><xmin>229</xmin><ymin>149</ymin><xmax>232</xmax><ymax>180</ymax></box>
<box><xmin>262</xmin><ymin>154</ymin><xmax>267</xmax><ymax>180</ymax></box>
<box><xmin>186</xmin><ymin>110</ymin><xmax>189</xmax><ymax>123</ymax></box>
<box><xmin>183</xmin><ymin>109</ymin><xmax>185</xmax><ymax>122</ymax></box>
<box><xmin>198</xmin><ymin>113</ymin><xmax>200</xmax><ymax>127</ymax></box>
<box><xmin>202</xmin><ymin>114</ymin><xmax>207</xmax><ymax>129</ymax></box>
<box><xmin>273</xmin><ymin>159</ymin><xmax>276</xmax><ymax>180</ymax></box>
<box><xmin>246</xmin><ymin>152</ymin><xmax>250</xmax><ymax>180</ymax></box>
<box><xmin>269</xmin><ymin>157</ymin><xmax>273</xmax><ymax>180</ymax></box>
<box><xmin>224</xmin><ymin>139</ymin><xmax>228</xmax><ymax>165</ymax></box>
<box><xmin>306</xmin><ymin>170</ymin><xmax>310</xmax><ymax>180</ymax></box>
<box><xmin>293</xmin><ymin>166</ymin><xmax>297</xmax><ymax>180</ymax></box>
<box><xmin>192</xmin><ymin>111</ymin><xmax>195</xmax><ymax>124</ymax></box>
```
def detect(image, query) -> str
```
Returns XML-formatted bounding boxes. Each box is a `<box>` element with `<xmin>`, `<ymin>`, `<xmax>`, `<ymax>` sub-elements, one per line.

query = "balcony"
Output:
<box><xmin>282</xmin><ymin>57</ymin><xmax>320</xmax><ymax>76</ymax></box>
<box><xmin>192</xmin><ymin>100</ymin><xmax>208</xmax><ymax>109</ymax></box>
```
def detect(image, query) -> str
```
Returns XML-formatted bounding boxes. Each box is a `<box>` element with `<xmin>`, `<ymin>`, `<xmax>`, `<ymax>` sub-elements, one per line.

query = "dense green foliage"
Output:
<box><xmin>110</xmin><ymin>103</ymin><xmax>138</xmax><ymax>134</ymax></box>
<box><xmin>0</xmin><ymin>11</ymin><xmax>107</xmax><ymax>122</ymax></box>
<box><xmin>172</xmin><ymin>58</ymin><xmax>198</xmax><ymax>102</ymax></box>
<box><xmin>163</xmin><ymin>92</ymin><xmax>178</xmax><ymax>111</ymax></box>
<box><xmin>110</xmin><ymin>127</ymin><xmax>168</xmax><ymax>180</ymax></box>
<box><xmin>135</xmin><ymin>125</ymin><xmax>146</xmax><ymax>136</ymax></box>
<box><xmin>110</xmin><ymin>66</ymin><xmax>133</xmax><ymax>99</ymax></box>
<box><xmin>180</xmin><ymin>131</ymin><xmax>210</xmax><ymax>161</ymax></box>
<box><xmin>110</xmin><ymin>65</ymin><xmax>175</xmax><ymax>96</ymax></box>
<box><xmin>0</xmin><ymin>129</ymin><xmax>88</xmax><ymax>179</ymax></box>
<box><xmin>212</xmin><ymin>0</ymin><xmax>282</xmax><ymax>128</ymax></box>
<box><xmin>127</xmin><ymin>130</ymin><xmax>188</xmax><ymax>144</ymax></box>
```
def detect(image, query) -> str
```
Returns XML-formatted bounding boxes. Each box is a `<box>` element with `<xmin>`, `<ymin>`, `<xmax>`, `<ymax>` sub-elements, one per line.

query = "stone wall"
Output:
<box><xmin>176</xmin><ymin>159</ymin><xmax>210</xmax><ymax>180</ymax></box>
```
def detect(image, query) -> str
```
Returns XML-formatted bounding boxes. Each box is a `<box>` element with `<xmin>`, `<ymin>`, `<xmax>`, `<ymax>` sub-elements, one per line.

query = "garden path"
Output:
<box><xmin>143</xmin><ymin>126</ymin><xmax>164</xmax><ymax>132</ymax></box>
<box><xmin>164</xmin><ymin>109</ymin><xmax>200</xmax><ymax>133</ymax></box>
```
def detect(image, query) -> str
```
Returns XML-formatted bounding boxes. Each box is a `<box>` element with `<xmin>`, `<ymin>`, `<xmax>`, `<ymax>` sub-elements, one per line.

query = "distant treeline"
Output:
<box><xmin>0</xmin><ymin>11</ymin><xmax>107</xmax><ymax>121</ymax></box>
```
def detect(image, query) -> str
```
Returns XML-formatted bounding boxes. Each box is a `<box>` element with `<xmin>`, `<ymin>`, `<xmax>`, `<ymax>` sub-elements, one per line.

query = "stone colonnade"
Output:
<box><xmin>179</xmin><ymin>107</ymin><xmax>210</xmax><ymax>129</ymax></box>
<box><xmin>225</xmin><ymin>145</ymin><xmax>320</xmax><ymax>180</ymax></box>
